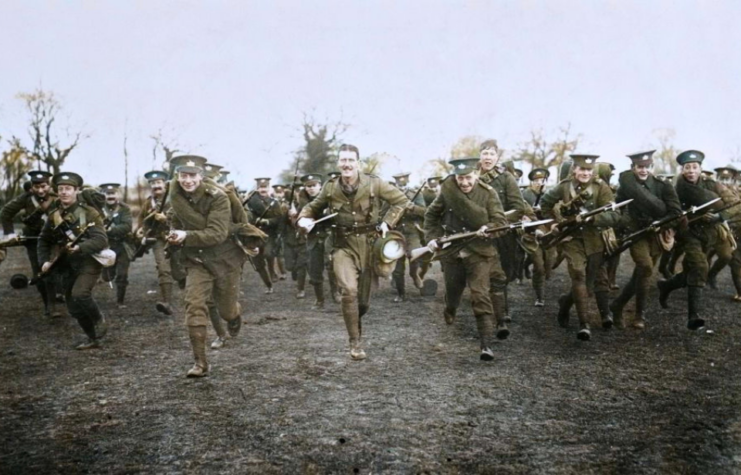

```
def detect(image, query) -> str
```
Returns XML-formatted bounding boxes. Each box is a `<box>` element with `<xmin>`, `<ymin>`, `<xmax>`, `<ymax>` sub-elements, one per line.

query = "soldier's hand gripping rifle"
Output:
<box><xmin>30</xmin><ymin>223</ymin><xmax>94</xmax><ymax>285</ymax></box>
<box><xmin>538</xmin><ymin>199</ymin><xmax>633</xmax><ymax>250</ymax></box>
<box><xmin>409</xmin><ymin>218</ymin><xmax>553</xmax><ymax>262</ymax></box>
<box><xmin>604</xmin><ymin>197</ymin><xmax>721</xmax><ymax>258</ymax></box>
<box><xmin>387</xmin><ymin>180</ymin><xmax>428</xmax><ymax>228</ymax></box>
<box><xmin>132</xmin><ymin>183</ymin><xmax>170</xmax><ymax>261</ymax></box>
<box><xmin>0</xmin><ymin>235</ymin><xmax>39</xmax><ymax>249</ymax></box>
<box><xmin>685</xmin><ymin>198</ymin><xmax>741</xmax><ymax>226</ymax></box>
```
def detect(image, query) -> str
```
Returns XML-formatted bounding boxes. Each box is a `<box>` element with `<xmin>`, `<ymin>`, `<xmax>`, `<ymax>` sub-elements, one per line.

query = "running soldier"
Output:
<box><xmin>99</xmin><ymin>183</ymin><xmax>134</xmax><ymax>308</ymax></box>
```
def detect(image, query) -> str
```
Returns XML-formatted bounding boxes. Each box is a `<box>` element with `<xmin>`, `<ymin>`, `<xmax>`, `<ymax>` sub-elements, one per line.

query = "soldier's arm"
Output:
<box><xmin>662</xmin><ymin>182</ymin><xmax>682</xmax><ymax>219</ymax></box>
<box><xmin>423</xmin><ymin>193</ymin><xmax>446</xmax><ymax>243</ymax></box>
<box><xmin>539</xmin><ymin>186</ymin><xmax>561</xmax><ymax>221</ymax></box>
<box><xmin>78</xmin><ymin>211</ymin><xmax>109</xmax><ymax>256</ymax></box>
<box><xmin>379</xmin><ymin>181</ymin><xmax>410</xmax><ymax>227</ymax></box>
<box><xmin>503</xmin><ymin>174</ymin><xmax>527</xmax><ymax>221</ymax></box>
<box><xmin>37</xmin><ymin>220</ymin><xmax>55</xmax><ymax>264</ymax></box>
<box><xmin>108</xmin><ymin>206</ymin><xmax>133</xmax><ymax>239</ymax></box>
<box><xmin>406</xmin><ymin>192</ymin><xmax>427</xmax><ymax>218</ymax></box>
<box><xmin>183</xmin><ymin>193</ymin><xmax>231</xmax><ymax>247</ymax></box>
<box><xmin>485</xmin><ymin>187</ymin><xmax>507</xmax><ymax>229</ymax></box>
<box><xmin>1</xmin><ymin>194</ymin><xmax>27</xmax><ymax>234</ymax></box>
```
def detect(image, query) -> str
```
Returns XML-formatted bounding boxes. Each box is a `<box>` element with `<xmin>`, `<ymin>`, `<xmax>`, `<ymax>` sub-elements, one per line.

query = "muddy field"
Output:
<box><xmin>1</xmin><ymin>247</ymin><xmax>740</xmax><ymax>474</ymax></box>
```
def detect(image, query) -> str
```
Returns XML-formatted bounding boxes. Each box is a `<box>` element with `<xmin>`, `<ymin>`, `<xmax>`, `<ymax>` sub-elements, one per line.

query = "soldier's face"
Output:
<box><xmin>57</xmin><ymin>185</ymin><xmax>77</xmax><ymax>207</ymax></box>
<box><xmin>273</xmin><ymin>189</ymin><xmax>285</xmax><ymax>199</ymax></box>
<box><xmin>150</xmin><ymin>179</ymin><xmax>165</xmax><ymax>196</ymax></box>
<box><xmin>455</xmin><ymin>172</ymin><xmax>478</xmax><ymax>194</ymax></box>
<box><xmin>479</xmin><ymin>148</ymin><xmax>500</xmax><ymax>172</ymax></box>
<box><xmin>257</xmin><ymin>186</ymin><xmax>270</xmax><ymax>197</ymax></box>
<box><xmin>428</xmin><ymin>181</ymin><xmax>438</xmax><ymax>190</ymax></box>
<box><xmin>632</xmin><ymin>164</ymin><xmax>652</xmax><ymax>181</ymax></box>
<box><xmin>682</xmin><ymin>162</ymin><xmax>701</xmax><ymax>183</ymax></box>
<box><xmin>178</xmin><ymin>172</ymin><xmax>202</xmax><ymax>193</ymax></box>
<box><xmin>573</xmin><ymin>166</ymin><xmax>593</xmax><ymax>184</ymax></box>
<box><xmin>338</xmin><ymin>153</ymin><xmax>359</xmax><ymax>178</ymax></box>
<box><xmin>105</xmin><ymin>192</ymin><xmax>119</xmax><ymax>205</ymax></box>
<box><xmin>395</xmin><ymin>177</ymin><xmax>408</xmax><ymax>187</ymax></box>
<box><xmin>305</xmin><ymin>182</ymin><xmax>321</xmax><ymax>197</ymax></box>
<box><xmin>31</xmin><ymin>182</ymin><xmax>50</xmax><ymax>198</ymax></box>
<box><xmin>531</xmin><ymin>178</ymin><xmax>544</xmax><ymax>187</ymax></box>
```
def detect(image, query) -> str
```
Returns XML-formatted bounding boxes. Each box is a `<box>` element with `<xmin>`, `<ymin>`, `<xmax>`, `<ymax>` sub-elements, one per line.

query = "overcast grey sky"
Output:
<box><xmin>2</xmin><ymin>0</ymin><xmax>740</xmax><ymax>187</ymax></box>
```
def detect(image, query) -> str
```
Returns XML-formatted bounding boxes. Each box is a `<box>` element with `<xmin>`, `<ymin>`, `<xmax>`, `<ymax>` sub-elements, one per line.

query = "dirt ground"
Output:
<box><xmin>1</xmin><ymin>247</ymin><xmax>740</xmax><ymax>474</ymax></box>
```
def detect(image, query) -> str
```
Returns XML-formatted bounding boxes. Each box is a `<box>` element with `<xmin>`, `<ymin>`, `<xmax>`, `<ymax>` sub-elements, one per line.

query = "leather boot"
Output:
<box><xmin>443</xmin><ymin>306</ymin><xmax>456</xmax><ymax>325</ymax></box>
<box><xmin>257</xmin><ymin>266</ymin><xmax>273</xmax><ymax>293</ymax></box>
<box><xmin>156</xmin><ymin>283</ymin><xmax>174</xmax><ymax>315</ymax></box>
<box><xmin>595</xmin><ymin>291</ymin><xmax>613</xmax><ymax>329</ymax></box>
<box><xmin>267</xmin><ymin>257</ymin><xmax>279</xmax><ymax>282</ymax></box>
<box><xmin>46</xmin><ymin>281</ymin><xmax>63</xmax><ymax>318</ymax></box>
<box><xmin>312</xmin><ymin>282</ymin><xmax>325</xmax><ymax>309</ymax></box>
<box><xmin>297</xmin><ymin>269</ymin><xmax>307</xmax><ymax>299</ymax></box>
<box><xmin>687</xmin><ymin>286</ymin><xmax>706</xmax><ymax>330</ymax></box>
<box><xmin>502</xmin><ymin>286</ymin><xmax>511</xmax><ymax>323</ymax></box>
<box><xmin>610</xmin><ymin>275</ymin><xmax>636</xmax><ymax>329</ymax></box>
<box><xmin>116</xmin><ymin>284</ymin><xmax>127</xmax><ymax>308</ymax></box>
<box><xmin>491</xmin><ymin>291</ymin><xmax>510</xmax><ymax>340</ymax></box>
<box><xmin>187</xmin><ymin>326</ymin><xmax>209</xmax><ymax>377</ymax></box>
<box><xmin>476</xmin><ymin>314</ymin><xmax>495</xmax><ymax>361</ymax></box>
<box><xmin>658</xmin><ymin>272</ymin><xmax>687</xmax><ymax>309</ymax></box>
<box><xmin>341</xmin><ymin>296</ymin><xmax>364</xmax><ymax>359</ymax></box>
<box><xmin>573</xmin><ymin>286</ymin><xmax>591</xmax><ymax>341</ymax></box>
<box><xmin>557</xmin><ymin>293</ymin><xmax>573</xmax><ymax>328</ymax></box>
<box><xmin>732</xmin><ymin>271</ymin><xmax>741</xmax><ymax>300</ymax></box>
<box><xmin>393</xmin><ymin>275</ymin><xmax>406</xmax><ymax>303</ymax></box>
<box><xmin>633</xmin><ymin>280</ymin><xmax>648</xmax><ymax>329</ymax></box>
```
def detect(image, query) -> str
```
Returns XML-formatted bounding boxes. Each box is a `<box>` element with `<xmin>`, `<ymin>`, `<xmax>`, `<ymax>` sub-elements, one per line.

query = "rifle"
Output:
<box><xmin>686</xmin><ymin>199</ymin><xmax>741</xmax><ymax>226</ymax></box>
<box><xmin>30</xmin><ymin>223</ymin><xmax>94</xmax><ymax>285</ymax></box>
<box><xmin>389</xmin><ymin>181</ymin><xmax>428</xmax><ymax>228</ymax></box>
<box><xmin>0</xmin><ymin>235</ymin><xmax>39</xmax><ymax>249</ymax></box>
<box><xmin>409</xmin><ymin>218</ymin><xmax>553</xmax><ymax>262</ymax></box>
<box><xmin>539</xmin><ymin>199</ymin><xmax>633</xmax><ymax>250</ymax></box>
<box><xmin>604</xmin><ymin>198</ymin><xmax>721</xmax><ymax>258</ymax></box>
<box><xmin>132</xmin><ymin>184</ymin><xmax>170</xmax><ymax>261</ymax></box>
<box><xmin>286</xmin><ymin>160</ymin><xmax>301</xmax><ymax>214</ymax></box>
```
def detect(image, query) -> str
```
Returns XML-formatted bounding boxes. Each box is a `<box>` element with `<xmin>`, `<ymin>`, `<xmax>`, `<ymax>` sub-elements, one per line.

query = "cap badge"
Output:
<box><xmin>62</xmin><ymin>175</ymin><xmax>69</xmax><ymax>180</ymax></box>
<box><xmin>186</xmin><ymin>160</ymin><xmax>195</xmax><ymax>167</ymax></box>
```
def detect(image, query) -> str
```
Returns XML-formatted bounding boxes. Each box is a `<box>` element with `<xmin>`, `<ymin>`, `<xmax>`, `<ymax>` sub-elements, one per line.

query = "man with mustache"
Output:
<box><xmin>137</xmin><ymin>170</ymin><xmax>176</xmax><ymax>315</ymax></box>
<box><xmin>38</xmin><ymin>172</ymin><xmax>109</xmax><ymax>349</ymax></box>
<box><xmin>99</xmin><ymin>183</ymin><xmax>134</xmax><ymax>309</ymax></box>
<box><xmin>297</xmin><ymin>144</ymin><xmax>410</xmax><ymax>360</ymax></box>
<box><xmin>1</xmin><ymin>170</ymin><xmax>59</xmax><ymax>317</ymax></box>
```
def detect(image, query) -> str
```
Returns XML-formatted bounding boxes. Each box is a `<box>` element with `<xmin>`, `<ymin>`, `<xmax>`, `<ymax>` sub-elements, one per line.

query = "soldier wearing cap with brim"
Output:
<box><xmin>715</xmin><ymin>165</ymin><xmax>739</xmax><ymax>192</ymax></box>
<box><xmin>38</xmin><ymin>172</ymin><xmax>110</xmax><ymax>349</ymax></box>
<box><xmin>136</xmin><ymin>170</ymin><xmax>178</xmax><ymax>315</ymax></box>
<box><xmin>424</xmin><ymin>158</ymin><xmax>509</xmax><ymax>360</ymax></box>
<box><xmin>269</xmin><ymin>183</ymin><xmax>289</xmax><ymax>280</ymax></box>
<box><xmin>521</xmin><ymin>167</ymin><xmax>552</xmax><ymax>307</ymax></box>
<box><xmin>297</xmin><ymin>144</ymin><xmax>411</xmax><ymax>360</ymax></box>
<box><xmin>167</xmin><ymin>155</ymin><xmax>249</xmax><ymax>377</ymax></box>
<box><xmin>422</xmin><ymin>176</ymin><xmax>442</xmax><ymax>206</ymax></box>
<box><xmin>1</xmin><ymin>170</ymin><xmax>59</xmax><ymax>316</ymax></box>
<box><xmin>609</xmin><ymin>150</ymin><xmax>682</xmax><ymax>329</ymax></box>
<box><xmin>388</xmin><ymin>172</ymin><xmax>427</xmax><ymax>302</ymax></box>
<box><xmin>99</xmin><ymin>183</ymin><xmax>134</xmax><ymax>308</ymax></box>
<box><xmin>477</xmin><ymin>140</ymin><xmax>527</xmax><ymax>324</ymax></box>
<box><xmin>294</xmin><ymin>173</ymin><xmax>330</xmax><ymax>307</ymax></box>
<box><xmin>280</xmin><ymin>177</ymin><xmax>309</xmax><ymax>301</ymax></box>
<box><xmin>540</xmin><ymin>154</ymin><xmax>622</xmax><ymax>340</ymax></box>
<box><xmin>246</xmin><ymin>177</ymin><xmax>282</xmax><ymax>291</ymax></box>
<box><xmin>713</xmin><ymin>165</ymin><xmax>741</xmax><ymax>300</ymax></box>
<box><xmin>657</xmin><ymin>150</ymin><xmax>741</xmax><ymax>329</ymax></box>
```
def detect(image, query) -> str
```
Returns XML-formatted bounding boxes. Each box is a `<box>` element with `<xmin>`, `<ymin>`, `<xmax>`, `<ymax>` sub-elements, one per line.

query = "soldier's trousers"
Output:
<box><xmin>25</xmin><ymin>240</ymin><xmax>55</xmax><ymax>309</ymax></box>
<box><xmin>731</xmin><ymin>246</ymin><xmax>741</xmax><ymax>295</ymax></box>
<box><xmin>441</xmin><ymin>253</ymin><xmax>494</xmax><ymax>317</ymax></box>
<box><xmin>59</xmin><ymin>261</ymin><xmax>104</xmax><ymax>339</ymax></box>
<box><xmin>183</xmin><ymin>261</ymin><xmax>242</xmax><ymax>328</ymax></box>
<box><xmin>102</xmin><ymin>246</ymin><xmax>130</xmax><ymax>287</ymax></box>
<box><xmin>392</xmin><ymin>232</ymin><xmax>422</xmax><ymax>295</ymax></box>
<box><xmin>613</xmin><ymin>235</ymin><xmax>662</xmax><ymax>313</ymax></box>
<box><xmin>333</xmin><ymin>248</ymin><xmax>373</xmax><ymax>343</ymax></box>
<box><xmin>152</xmin><ymin>239</ymin><xmax>174</xmax><ymax>286</ymax></box>
<box><xmin>560</xmin><ymin>239</ymin><xmax>609</xmax><ymax>323</ymax></box>
<box><xmin>252</xmin><ymin>245</ymin><xmax>274</xmax><ymax>287</ymax></box>
<box><xmin>284</xmin><ymin>242</ymin><xmax>307</xmax><ymax>281</ymax></box>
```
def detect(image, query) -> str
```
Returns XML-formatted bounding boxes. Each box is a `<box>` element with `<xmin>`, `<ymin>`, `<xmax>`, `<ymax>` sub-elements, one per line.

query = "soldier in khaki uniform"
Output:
<box><xmin>707</xmin><ymin>165</ymin><xmax>741</xmax><ymax>297</ymax></box>
<box><xmin>295</xmin><ymin>174</ymin><xmax>329</xmax><ymax>307</ymax></box>
<box><xmin>521</xmin><ymin>168</ymin><xmax>551</xmax><ymax>306</ymax></box>
<box><xmin>283</xmin><ymin>183</ymin><xmax>309</xmax><ymax>300</ymax></box>
<box><xmin>1</xmin><ymin>170</ymin><xmax>58</xmax><ymax>316</ymax></box>
<box><xmin>136</xmin><ymin>170</ymin><xmax>176</xmax><ymax>315</ymax></box>
<box><xmin>478</xmin><ymin>140</ymin><xmax>527</xmax><ymax>322</ymax></box>
<box><xmin>246</xmin><ymin>178</ymin><xmax>282</xmax><ymax>293</ymax></box>
<box><xmin>418</xmin><ymin>176</ymin><xmax>441</xmax><ymax>280</ymax></box>
<box><xmin>424</xmin><ymin>158</ymin><xmax>509</xmax><ymax>360</ymax></box>
<box><xmin>99</xmin><ymin>183</ymin><xmax>134</xmax><ymax>308</ymax></box>
<box><xmin>388</xmin><ymin>172</ymin><xmax>426</xmax><ymax>302</ymax></box>
<box><xmin>272</xmin><ymin>184</ymin><xmax>289</xmax><ymax>280</ymax></box>
<box><xmin>609</xmin><ymin>151</ymin><xmax>682</xmax><ymax>329</ymax></box>
<box><xmin>298</xmin><ymin>144</ymin><xmax>410</xmax><ymax>360</ymax></box>
<box><xmin>167</xmin><ymin>156</ymin><xmax>247</xmax><ymax>377</ymax></box>
<box><xmin>38</xmin><ymin>172</ymin><xmax>109</xmax><ymax>349</ymax></box>
<box><xmin>658</xmin><ymin>150</ymin><xmax>739</xmax><ymax>329</ymax></box>
<box><xmin>540</xmin><ymin>154</ymin><xmax>621</xmax><ymax>340</ymax></box>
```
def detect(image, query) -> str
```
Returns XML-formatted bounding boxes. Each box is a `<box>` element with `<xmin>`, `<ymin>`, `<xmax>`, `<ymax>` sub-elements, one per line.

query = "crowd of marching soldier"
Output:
<box><xmin>2</xmin><ymin>140</ymin><xmax>740</xmax><ymax>373</ymax></box>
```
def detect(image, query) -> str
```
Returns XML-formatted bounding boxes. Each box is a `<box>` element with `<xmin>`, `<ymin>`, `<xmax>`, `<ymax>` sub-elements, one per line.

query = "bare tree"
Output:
<box><xmin>449</xmin><ymin>135</ymin><xmax>485</xmax><ymax>159</ymax></box>
<box><xmin>513</xmin><ymin>124</ymin><xmax>581</xmax><ymax>170</ymax></box>
<box><xmin>280</xmin><ymin>114</ymin><xmax>349</xmax><ymax>183</ymax></box>
<box><xmin>0</xmin><ymin>137</ymin><xmax>33</xmax><ymax>204</ymax></box>
<box><xmin>16</xmin><ymin>88</ymin><xmax>86</xmax><ymax>174</ymax></box>
<box><xmin>651</xmin><ymin>128</ymin><xmax>680</xmax><ymax>176</ymax></box>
